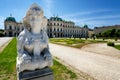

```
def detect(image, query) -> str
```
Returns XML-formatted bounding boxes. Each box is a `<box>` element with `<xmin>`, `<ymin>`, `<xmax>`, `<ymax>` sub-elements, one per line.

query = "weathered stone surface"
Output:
<box><xmin>16</xmin><ymin>3</ymin><xmax>53</xmax><ymax>73</ymax></box>
<box><xmin>16</xmin><ymin>3</ymin><xmax>53</xmax><ymax>80</ymax></box>
<box><xmin>18</xmin><ymin>68</ymin><xmax>54</xmax><ymax>80</ymax></box>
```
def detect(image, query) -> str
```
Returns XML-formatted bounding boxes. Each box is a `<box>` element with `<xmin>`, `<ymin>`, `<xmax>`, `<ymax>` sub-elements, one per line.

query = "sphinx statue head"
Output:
<box><xmin>23</xmin><ymin>3</ymin><xmax>47</xmax><ymax>34</ymax></box>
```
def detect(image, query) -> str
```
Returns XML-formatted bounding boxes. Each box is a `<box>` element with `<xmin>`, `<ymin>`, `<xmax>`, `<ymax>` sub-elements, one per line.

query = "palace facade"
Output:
<box><xmin>47</xmin><ymin>17</ymin><xmax>88</xmax><ymax>38</ymax></box>
<box><xmin>4</xmin><ymin>16</ymin><xmax>24</xmax><ymax>37</ymax></box>
<box><xmin>4</xmin><ymin>16</ymin><xmax>88</xmax><ymax>38</ymax></box>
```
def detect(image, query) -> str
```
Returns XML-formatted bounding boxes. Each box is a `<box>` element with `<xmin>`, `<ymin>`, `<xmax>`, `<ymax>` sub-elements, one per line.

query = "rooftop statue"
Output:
<box><xmin>16</xmin><ymin>3</ymin><xmax>53</xmax><ymax>73</ymax></box>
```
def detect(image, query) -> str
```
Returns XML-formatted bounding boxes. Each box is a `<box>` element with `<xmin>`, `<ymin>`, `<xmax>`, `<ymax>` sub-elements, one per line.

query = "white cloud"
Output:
<box><xmin>59</xmin><ymin>9</ymin><xmax>120</xmax><ymax>28</ymax></box>
<box><xmin>80</xmin><ymin>15</ymin><xmax>120</xmax><ymax>21</ymax></box>
<box><xmin>60</xmin><ymin>9</ymin><xmax>113</xmax><ymax>19</ymax></box>
<box><xmin>43</xmin><ymin>0</ymin><xmax>54</xmax><ymax>17</ymax></box>
<box><xmin>67</xmin><ymin>14</ymin><xmax>120</xmax><ymax>23</ymax></box>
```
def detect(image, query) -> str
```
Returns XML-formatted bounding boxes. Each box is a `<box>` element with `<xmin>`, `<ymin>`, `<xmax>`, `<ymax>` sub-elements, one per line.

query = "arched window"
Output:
<box><xmin>57</xmin><ymin>23</ymin><xmax>59</xmax><ymax>26</ymax></box>
<box><xmin>9</xmin><ymin>32</ymin><xmax>12</xmax><ymax>37</ymax></box>
<box><xmin>54</xmin><ymin>28</ymin><xmax>56</xmax><ymax>31</ymax></box>
<box><xmin>57</xmin><ymin>28</ymin><xmax>59</xmax><ymax>31</ymax></box>
<box><xmin>17</xmin><ymin>27</ymin><xmax>19</xmax><ymax>31</ymax></box>
<box><xmin>54</xmin><ymin>23</ymin><xmax>56</xmax><ymax>26</ymax></box>
<box><xmin>9</xmin><ymin>25</ymin><xmax>12</xmax><ymax>30</ymax></box>
<box><xmin>50</xmin><ymin>23</ymin><xmax>52</xmax><ymax>26</ymax></box>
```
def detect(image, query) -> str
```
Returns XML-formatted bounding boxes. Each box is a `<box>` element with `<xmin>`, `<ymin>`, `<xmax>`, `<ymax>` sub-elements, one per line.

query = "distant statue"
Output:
<box><xmin>16</xmin><ymin>3</ymin><xmax>53</xmax><ymax>73</ymax></box>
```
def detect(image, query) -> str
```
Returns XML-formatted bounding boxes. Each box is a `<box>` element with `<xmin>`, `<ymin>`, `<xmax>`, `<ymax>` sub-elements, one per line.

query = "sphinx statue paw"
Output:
<box><xmin>20</xmin><ymin>54</ymin><xmax>32</xmax><ymax>64</ymax></box>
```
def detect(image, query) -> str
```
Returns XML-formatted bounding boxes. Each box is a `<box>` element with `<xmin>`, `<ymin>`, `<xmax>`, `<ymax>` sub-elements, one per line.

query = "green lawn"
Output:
<box><xmin>0</xmin><ymin>38</ymin><xmax>77</xmax><ymax>80</ymax></box>
<box><xmin>50</xmin><ymin>38</ymin><xmax>106</xmax><ymax>48</ymax></box>
<box><xmin>114</xmin><ymin>45</ymin><xmax>120</xmax><ymax>50</ymax></box>
<box><xmin>0</xmin><ymin>38</ymin><xmax>17</xmax><ymax>80</ymax></box>
<box><xmin>52</xmin><ymin>59</ymin><xmax>77</xmax><ymax>80</ymax></box>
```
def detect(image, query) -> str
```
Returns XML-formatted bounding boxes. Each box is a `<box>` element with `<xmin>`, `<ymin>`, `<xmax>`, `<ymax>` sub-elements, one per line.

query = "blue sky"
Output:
<box><xmin>0</xmin><ymin>0</ymin><xmax>120</xmax><ymax>29</ymax></box>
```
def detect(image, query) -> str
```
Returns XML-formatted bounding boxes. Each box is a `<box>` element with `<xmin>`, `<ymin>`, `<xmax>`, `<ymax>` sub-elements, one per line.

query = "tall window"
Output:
<box><xmin>17</xmin><ymin>27</ymin><xmax>19</xmax><ymax>31</ymax></box>
<box><xmin>54</xmin><ymin>28</ymin><xmax>55</xmax><ymax>31</ymax></box>
<box><xmin>61</xmin><ymin>28</ymin><xmax>62</xmax><ymax>31</ymax></box>
<box><xmin>54</xmin><ymin>23</ymin><xmax>56</xmax><ymax>26</ymax></box>
<box><xmin>57</xmin><ymin>28</ymin><xmax>59</xmax><ymax>31</ymax></box>
<box><xmin>50</xmin><ymin>28</ymin><xmax>52</xmax><ymax>31</ymax></box>
<box><xmin>9</xmin><ymin>26</ymin><xmax>12</xmax><ymax>30</ymax></box>
<box><xmin>57</xmin><ymin>23</ymin><xmax>59</xmax><ymax>26</ymax></box>
<box><xmin>50</xmin><ymin>23</ymin><xmax>52</xmax><ymax>26</ymax></box>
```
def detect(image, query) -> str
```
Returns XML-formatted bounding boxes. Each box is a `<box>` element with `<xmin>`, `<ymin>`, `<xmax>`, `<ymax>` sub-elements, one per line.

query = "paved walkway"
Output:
<box><xmin>0</xmin><ymin>37</ymin><xmax>12</xmax><ymax>51</ymax></box>
<box><xmin>49</xmin><ymin>43</ymin><xmax>120</xmax><ymax>80</ymax></box>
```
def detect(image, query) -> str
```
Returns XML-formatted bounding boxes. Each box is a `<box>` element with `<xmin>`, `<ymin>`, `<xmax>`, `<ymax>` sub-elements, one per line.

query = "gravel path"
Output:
<box><xmin>49</xmin><ymin>43</ymin><xmax>120</xmax><ymax>80</ymax></box>
<box><xmin>0</xmin><ymin>37</ymin><xmax>12</xmax><ymax>47</ymax></box>
<box><xmin>81</xmin><ymin>43</ymin><xmax>120</xmax><ymax>59</ymax></box>
<box><xmin>0</xmin><ymin>37</ymin><xmax>13</xmax><ymax>51</ymax></box>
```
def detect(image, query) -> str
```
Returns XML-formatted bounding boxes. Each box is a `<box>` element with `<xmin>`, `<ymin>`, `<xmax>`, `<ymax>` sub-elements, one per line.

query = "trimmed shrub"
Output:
<box><xmin>103</xmin><ymin>38</ymin><xmax>105</xmax><ymax>41</ymax></box>
<box><xmin>115</xmin><ymin>37</ymin><xmax>118</xmax><ymax>41</ymax></box>
<box><xmin>107</xmin><ymin>42</ymin><xmax>114</xmax><ymax>46</ymax></box>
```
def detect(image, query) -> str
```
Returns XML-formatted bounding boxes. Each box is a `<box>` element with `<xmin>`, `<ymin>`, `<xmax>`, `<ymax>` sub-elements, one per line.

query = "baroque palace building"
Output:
<box><xmin>4</xmin><ymin>16</ymin><xmax>88</xmax><ymax>38</ymax></box>
<box><xmin>47</xmin><ymin>17</ymin><xmax>88</xmax><ymax>38</ymax></box>
<box><xmin>4</xmin><ymin>16</ymin><xmax>24</xmax><ymax>37</ymax></box>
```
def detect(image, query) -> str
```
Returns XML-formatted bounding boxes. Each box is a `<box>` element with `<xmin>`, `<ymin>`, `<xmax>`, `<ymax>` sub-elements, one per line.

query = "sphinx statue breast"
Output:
<box><xmin>16</xmin><ymin>3</ymin><xmax>52</xmax><ymax>73</ymax></box>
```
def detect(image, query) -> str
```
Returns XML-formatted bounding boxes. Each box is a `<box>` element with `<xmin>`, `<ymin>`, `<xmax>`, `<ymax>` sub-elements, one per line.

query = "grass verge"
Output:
<box><xmin>51</xmin><ymin>59</ymin><xmax>77</xmax><ymax>80</ymax></box>
<box><xmin>0</xmin><ymin>38</ymin><xmax>17</xmax><ymax>80</ymax></box>
<box><xmin>114</xmin><ymin>45</ymin><xmax>120</xmax><ymax>50</ymax></box>
<box><xmin>0</xmin><ymin>38</ymin><xmax>77</xmax><ymax>80</ymax></box>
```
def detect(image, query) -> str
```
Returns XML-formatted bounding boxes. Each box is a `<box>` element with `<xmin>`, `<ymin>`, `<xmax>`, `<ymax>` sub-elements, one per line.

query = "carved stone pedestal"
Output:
<box><xmin>18</xmin><ymin>68</ymin><xmax>54</xmax><ymax>80</ymax></box>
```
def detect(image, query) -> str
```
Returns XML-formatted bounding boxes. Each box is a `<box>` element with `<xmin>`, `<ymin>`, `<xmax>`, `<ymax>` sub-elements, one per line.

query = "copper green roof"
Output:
<box><xmin>50</xmin><ymin>17</ymin><xmax>63</xmax><ymax>21</ymax></box>
<box><xmin>83</xmin><ymin>24</ymin><xmax>88</xmax><ymax>28</ymax></box>
<box><xmin>5</xmin><ymin>16</ymin><xmax>16</xmax><ymax>22</ymax></box>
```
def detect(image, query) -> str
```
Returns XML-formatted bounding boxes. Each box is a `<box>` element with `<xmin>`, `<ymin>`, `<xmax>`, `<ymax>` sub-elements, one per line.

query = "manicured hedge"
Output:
<box><xmin>107</xmin><ymin>42</ymin><xmax>114</xmax><ymax>46</ymax></box>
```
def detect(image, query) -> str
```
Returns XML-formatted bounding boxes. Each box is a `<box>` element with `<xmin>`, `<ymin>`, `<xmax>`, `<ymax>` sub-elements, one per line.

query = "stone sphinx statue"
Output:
<box><xmin>16</xmin><ymin>3</ymin><xmax>52</xmax><ymax>73</ymax></box>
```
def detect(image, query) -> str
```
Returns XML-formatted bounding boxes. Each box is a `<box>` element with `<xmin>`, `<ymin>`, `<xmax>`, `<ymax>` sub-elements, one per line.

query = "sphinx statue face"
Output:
<box><xmin>23</xmin><ymin>3</ymin><xmax>47</xmax><ymax>34</ymax></box>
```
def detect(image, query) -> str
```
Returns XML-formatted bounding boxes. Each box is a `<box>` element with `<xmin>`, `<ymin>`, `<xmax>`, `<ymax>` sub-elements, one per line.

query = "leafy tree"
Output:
<box><xmin>110</xmin><ymin>29</ymin><xmax>116</xmax><ymax>37</ymax></box>
<box><xmin>96</xmin><ymin>29</ymin><xmax>120</xmax><ymax>38</ymax></box>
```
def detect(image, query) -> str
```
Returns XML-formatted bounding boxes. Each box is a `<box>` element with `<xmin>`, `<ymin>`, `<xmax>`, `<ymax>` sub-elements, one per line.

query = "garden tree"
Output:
<box><xmin>96</xmin><ymin>29</ymin><xmax>120</xmax><ymax>38</ymax></box>
<box><xmin>110</xmin><ymin>29</ymin><xmax>116</xmax><ymax>37</ymax></box>
<box><xmin>116</xmin><ymin>29</ymin><xmax>120</xmax><ymax>37</ymax></box>
<box><xmin>102</xmin><ymin>32</ymin><xmax>108</xmax><ymax>37</ymax></box>
<box><xmin>104</xmin><ymin>30</ymin><xmax>112</xmax><ymax>37</ymax></box>
<box><xmin>0</xmin><ymin>29</ymin><xmax>4</xmax><ymax>32</ymax></box>
<box><xmin>96</xmin><ymin>33</ymin><xmax>102</xmax><ymax>37</ymax></box>
<box><xmin>0</xmin><ymin>33</ymin><xmax>4</xmax><ymax>37</ymax></box>
<box><xmin>0</xmin><ymin>29</ymin><xmax>4</xmax><ymax>37</ymax></box>
<box><xmin>91</xmin><ymin>34</ymin><xmax>96</xmax><ymax>40</ymax></box>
